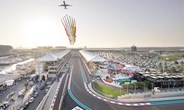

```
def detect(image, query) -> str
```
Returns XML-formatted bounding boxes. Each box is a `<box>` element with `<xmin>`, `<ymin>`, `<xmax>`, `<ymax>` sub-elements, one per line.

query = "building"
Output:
<box><xmin>131</xmin><ymin>45</ymin><xmax>137</xmax><ymax>52</ymax></box>
<box><xmin>134</xmin><ymin>72</ymin><xmax>184</xmax><ymax>89</ymax></box>
<box><xmin>36</xmin><ymin>50</ymin><xmax>70</xmax><ymax>81</ymax></box>
<box><xmin>0</xmin><ymin>45</ymin><xmax>13</xmax><ymax>56</ymax></box>
<box><xmin>0</xmin><ymin>74</ymin><xmax>20</xmax><ymax>91</ymax></box>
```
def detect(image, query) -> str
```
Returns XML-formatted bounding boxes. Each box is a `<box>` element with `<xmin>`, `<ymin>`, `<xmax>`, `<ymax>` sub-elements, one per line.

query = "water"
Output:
<box><xmin>0</xmin><ymin>58</ymin><xmax>34</xmax><ymax>74</ymax></box>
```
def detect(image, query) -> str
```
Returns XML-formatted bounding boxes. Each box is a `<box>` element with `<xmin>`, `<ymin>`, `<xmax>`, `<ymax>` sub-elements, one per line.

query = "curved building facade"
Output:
<box><xmin>131</xmin><ymin>45</ymin><xmax>137</xmax><ymax>52</ymax></box>
<box><xmin>0</xmin><ymin>45</ymin><xmax>13</xmax><ymax>56</ymax></box>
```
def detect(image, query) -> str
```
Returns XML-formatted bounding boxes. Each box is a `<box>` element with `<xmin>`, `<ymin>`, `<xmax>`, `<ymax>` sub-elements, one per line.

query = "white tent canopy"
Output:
<box><xmin>38</xmin><ymin>52</ymin><xmax>58</xmax><ymax>62</ymax></box>
<box><xmin>79</xmin><ymin>50</ymin><xmax>107</xmax><ymax>62</ymax></box>
<box><xmin>54</xmin><ymin>50</ymin><xmax>70</xmax><ymax>59</ymax></box>
<box><xmin>123</xmin><ymin>65</ymin><xmax>143</xmax><ymax>72</ymax></box>
<box><xmin>38</xmin><ymin>50</ymin><xmax>70</xmax><ymax>62</ymax></box>
<box><xmin>5</xmin><ymin>80</ymin><xmax>14</xmax><ymax>86</ymax></box>
<box><xmin>94</xmin><ymin>69</ymin><xmax>109</xmax><ymax>78</ymax></box>
<box><xmin>79</xmin><ymin>50</ymin><xmax>94</xmax><ymax>61</ymax></box>
<box><xmin>88</xmin><ymin>55</ymin><xmax>107</xmax><ymax>62</ymax></box>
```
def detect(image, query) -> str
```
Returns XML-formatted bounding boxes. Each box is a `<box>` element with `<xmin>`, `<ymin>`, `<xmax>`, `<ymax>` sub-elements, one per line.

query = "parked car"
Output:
<box><xmin>7</xmin><ymin>91</ymin><xmax>15</xmax><ymax>98</ymax></box>
<box><xmin>40</xmin><ymin>82</ymin><xmax>46</xmax><ymax>90</ymax></box>
<box><xmin>3</xmin><ymin>101</ymin><xmax>9</xmax><ymax>108</ymax></box>
<box><xmin>33</xmin><ymin>92</ymin><xmax>38</xmax><ymax>98</ymax></box>
<box><xmin>45</xmin><ymin>89</ymin><xmax>49</xmax><ymax>94</ymax></box>
<box><xmin>0</xmin><ymin>104</ymin><xmax>4</xmax><ymax>109</ymax></box>
<box><xmin>0</xmin><ymin>101</ymin><xmax>10</xmax><ymax>109</ymax></box>
<box><xmin>0</xmin><ymin>108</ymin><xmax>4</xmax><ymax>110</ymax></box>
<box><xmin>19</xmin><ymin>107</ymin><xmax>25</xmax><ymax>110</ymax></box>
<box><xmin>10</xmin><ymin>98</ymin><xmax>15</xmax><ymax>102</ymax></box>
<box><xmin>28</xmin><ymin>97</ymin><xmax>34</xmax><ymax>103</ymax></box>
<box><xmin>18</xmin><ymin>89</ymin><xmax>25</xmax><ymax>97</ymax></box>
<box><xmin>22</xmin><ymin>101</ymin><xmax>29</xmax><ymax>109</ymax></box>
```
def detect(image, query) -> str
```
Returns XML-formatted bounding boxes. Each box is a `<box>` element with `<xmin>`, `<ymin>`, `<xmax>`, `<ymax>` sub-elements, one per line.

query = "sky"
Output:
<box><xmin>0</xmin><ymin>0</ymin><xmax>184</xmax><ymax>48</ymax></box>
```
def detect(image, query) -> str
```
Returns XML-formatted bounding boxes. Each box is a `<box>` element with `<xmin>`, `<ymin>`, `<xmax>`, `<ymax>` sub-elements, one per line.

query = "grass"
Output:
<box><xmin>93</xmin><ymin>82</ymin><xmax>126</xmax><ymax>98</ymax></box>
<box><xmin>161</xmin><ymin>54</ymin><xmax>184</xmax><ymax>61</ymax></box>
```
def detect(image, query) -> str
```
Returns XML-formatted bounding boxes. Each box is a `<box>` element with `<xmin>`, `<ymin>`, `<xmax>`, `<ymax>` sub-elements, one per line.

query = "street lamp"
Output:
<box><xmin>168</xmin><ymin>81</ymin><xmax>170</xmax><ymax>90</ymax></box>
<box><xmin>119</xmin><ymin>87</ymin><xmax>122</xmax><ymax>95</ymax></box>
<box><xmin>134</xmin><ymin>83</ymin><xmax>137</xmax><ymax>93</ymax></box>
<box><xmin>183</xmin><ymin>79</ymin><xmax>184</xmax><ymax>88</ymax></box>
<box><xmin>127</xmin><ymin>84</ymin><xmax>129</xmax><ymax>94</ymax></box>
<box><xmin>173</xmin><ymin>80</ymin><xmax>175</xmax><ymax>89</ymax></box>
<box><xmin>151</xmin><ymin>83</ymin><xmax>154</xmax><ymax>91</ymax></box>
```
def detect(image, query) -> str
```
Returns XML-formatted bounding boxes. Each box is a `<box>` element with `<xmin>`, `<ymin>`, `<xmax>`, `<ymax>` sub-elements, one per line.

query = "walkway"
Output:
<box><xmin>42</xmin><ymin>81</ymin><xmax>59</xmax><ymax>110</ymax></box>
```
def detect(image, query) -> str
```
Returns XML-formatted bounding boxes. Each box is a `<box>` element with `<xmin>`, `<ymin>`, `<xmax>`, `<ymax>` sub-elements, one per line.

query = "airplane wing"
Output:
<box><xmin>66</xmin><ymin>4</ymin><xmax>72</xmax><ymax>6</ymax></box>
<box><xmin>59</xmin><ymin>4</ymin><xmax>72</xmax><ymax>6</ymax></box>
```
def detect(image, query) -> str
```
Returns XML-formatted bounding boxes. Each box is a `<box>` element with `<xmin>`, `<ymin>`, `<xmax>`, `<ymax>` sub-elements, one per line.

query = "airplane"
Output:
<box><xmin>59</xmin><ymin>1</ymin><xmax>72</xmax><ymax>9</ymax></box>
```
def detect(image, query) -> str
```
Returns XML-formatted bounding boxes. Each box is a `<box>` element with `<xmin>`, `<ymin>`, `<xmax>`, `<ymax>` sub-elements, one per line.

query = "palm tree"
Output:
<box><xmin>182</xmin><ymin>70</ymin><xmax>184</xmax><ymax>75</ymax></box>
<box><xmin>24</xmin><ymin>82</ymin><xmax>29</xmax><ymax>92</ymax></box>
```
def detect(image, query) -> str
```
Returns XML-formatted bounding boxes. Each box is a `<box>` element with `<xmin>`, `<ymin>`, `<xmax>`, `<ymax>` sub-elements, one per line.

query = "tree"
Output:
<box><xmin>182</xmin><ymin>70</ymin><xmax>184</xmax><ymax>75</ymax></box>
<box><xmin>122</xmin><ymin>84</ymin><xmax>127</xmax><ymax>89</ymax></box>
<box><xmin>174</xmin><ymin>60</ymin><xmax>178</xmax><ymax>65</ymax></box>
<box><xmin>159</xmin><ymin>68</ymin><xmax>163</xmax><ymax>73</ymax></box>
<box><xmin>143</xmin><ymin>81</ymin><xmax>151</xmax><ymax>90</ymax></box>
<box><xmin>171</xmin><ymin>66</ymin><xmax>176</xmax><ymax>73</ymax></box>
<box><xmin>137</xmin><ymin>82</ymin><xmax>144</xmax><ymax>90</ymax></box>
<box><xmin>180</xmin><ymin>61</ymin><xmax>184</xmax><ymax>65</ymax></box>
<box><xmin>128</xmin><ymin>83</ymin><xmax>134</xmax><ymax>89</ymax></box>
<box><xmin>24</xmin><ymin>82</ymin><xmax>29</xmax><ymax>91</ymax></box>
<box><xmin>158</xmin><ymin>62</ymin><xmax>162</xmax><ymax>69</ymax></box>
<box><xmin>164</xmin><ymin>67</ymin><xmax>168</xmax><ymax>73</ymax></box>
<box><xmin>129</xmin><ymin>83</ymin><xmax>138</xmax><ymax>90</ymax></box>
<box><xmin>120</xmin><ymin>81</ymin><xmax>126</xmax><ymax>85</ymax></box>
<box><xmin>178</xmin><ymin>66</ymin><xmax>184</xmax><ymax>73</ymax></box>
<box><xmin>163</xmin><ymin>61</ymin><xmax>168</xmax><ymax>72</ymax></box>
<box><xmin>145</xmin><ymin>67</ymin><xmax>150</xmax><ymax>73</ymax></box>
<box><xmin>167</xmin><ymin>67</ymin><xmax>172</xmax><ymax>73</ymax></box>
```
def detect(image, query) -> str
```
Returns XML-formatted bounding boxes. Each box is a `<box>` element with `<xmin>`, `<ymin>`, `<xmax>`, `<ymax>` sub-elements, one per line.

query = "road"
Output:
<box><xmin>61</xmin><ymin>51</ymin><xmax>184</xmax><ymax>110</ymax></box>
<box><xmin>52</xmin><ymin>71</ymin><xmax>69</xmax><ymax>110</ymax></box>
<box><xmin>0</xmin><ymin>78</ymin><xmax>36</xmax><ymax>109</ymax></box>
<box><xmin>26</xmin><ymin>80</ymin><xmax>54</xmax><ymax>110</ymax></box>
<box><xmin>0</xmin><ymin>79</ymin><xmax>27</xmax><ymax>100</ymax></box>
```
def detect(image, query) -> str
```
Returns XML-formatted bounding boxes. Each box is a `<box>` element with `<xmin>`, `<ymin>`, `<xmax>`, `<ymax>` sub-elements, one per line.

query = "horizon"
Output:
<box><xmin>11</xmin><ymin>45</ymin><xmax>184</xmax><ymax>49</ymax></box>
